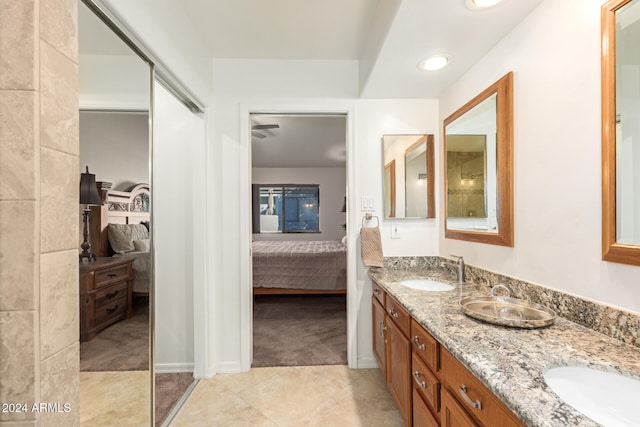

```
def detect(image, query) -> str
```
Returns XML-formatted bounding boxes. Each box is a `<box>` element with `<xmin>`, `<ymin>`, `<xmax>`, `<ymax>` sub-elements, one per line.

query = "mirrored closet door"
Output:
<box><xmin>78</xmin><ymin>1</ymin><xmax>153</xmax><ymax>426</ymax></box>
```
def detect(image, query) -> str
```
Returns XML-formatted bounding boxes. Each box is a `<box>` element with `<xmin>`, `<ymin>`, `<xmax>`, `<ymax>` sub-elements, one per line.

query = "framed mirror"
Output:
<box><xmin>443</xmin><ymin>72</ymin><xmax>514</xmax><ymax>246</ymax></box>
<box><xmin>602</xmin><ymin>0</ymin><xmax>640</xmax><ymax>266</ymax></box>
<box><xmin>382</xmin><ymin>135</ymin><xmax>435</xmax><ymax>219</ymax></box>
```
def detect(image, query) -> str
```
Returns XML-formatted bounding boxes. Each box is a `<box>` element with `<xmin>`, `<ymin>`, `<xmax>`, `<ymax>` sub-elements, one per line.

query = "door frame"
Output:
<box><xmin>239</xmin><ymin>103</ymin><xmax>358</xmax><ymax>370</ymax></box>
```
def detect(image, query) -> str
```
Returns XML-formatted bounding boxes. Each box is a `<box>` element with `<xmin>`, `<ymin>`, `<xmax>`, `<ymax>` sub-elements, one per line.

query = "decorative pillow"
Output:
<box><xmin>108</xmin><ymin>223</ymin><xmax>149</xmax><ymax>254</ymax></box>
<box><xmin>133</xmin><ymin>239</ymin><xmax>150</xmax><ymax>252</ymax></box>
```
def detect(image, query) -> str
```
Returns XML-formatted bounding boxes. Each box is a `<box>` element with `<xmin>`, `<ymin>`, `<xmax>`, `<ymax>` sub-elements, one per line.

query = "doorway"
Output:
<box><xmin>249</xmin><ymin>113</ymin><xmax>349</xmax><ymax>368</ymax></box>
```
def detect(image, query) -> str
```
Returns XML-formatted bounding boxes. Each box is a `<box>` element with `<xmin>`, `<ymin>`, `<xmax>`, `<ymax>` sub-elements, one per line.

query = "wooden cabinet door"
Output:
<box><xmin>413</xmin><ymin>389</ymin><xmax>439</xmax><ymax>427</ymax></box>
<box><xmin>386</xmin><ymin>317</ymin><xmax>412</xmax><ymax>426</ymax></box>
<box><xmin>441</xmin><ymin>387</ymin><xmax>479</xmax><ymax>427</ymax></box>
<box><xmin>372</xmin><ymin>297</ymin><xmax>386</xmax><ymax>371</ymax></box>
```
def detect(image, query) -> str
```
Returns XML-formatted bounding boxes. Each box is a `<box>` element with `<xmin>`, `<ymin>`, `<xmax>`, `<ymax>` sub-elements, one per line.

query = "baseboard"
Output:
<box><xmin>356</xmin><ymin>357</ymin><xmax>379</xmax><ymax>369</ymax></box>
<box><xmin>155</xmin><ymin>363</ymin><xmax>194</xmax><ymax>374</ymax></box>
<box><xmin>216</xmin><ymin>361</ymin><xmax>245</xmax><ymax>373</ymax></box>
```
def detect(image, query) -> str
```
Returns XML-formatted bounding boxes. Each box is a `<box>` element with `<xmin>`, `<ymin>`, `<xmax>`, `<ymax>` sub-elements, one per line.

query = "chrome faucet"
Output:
<box><xmin>442</xmin><ymin>255</ymin><xmax>465</xmax><ymax>284</ymax></box>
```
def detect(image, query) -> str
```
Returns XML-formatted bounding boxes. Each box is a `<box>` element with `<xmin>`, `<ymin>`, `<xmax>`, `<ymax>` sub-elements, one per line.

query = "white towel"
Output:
<box><xmin>360</xmin><ymin>226</ymin><xmax>383</xmax><ymax>267</ymax></box>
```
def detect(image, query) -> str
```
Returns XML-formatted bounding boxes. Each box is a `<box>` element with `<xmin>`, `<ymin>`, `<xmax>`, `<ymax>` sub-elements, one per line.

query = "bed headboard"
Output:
<box><xmin>90</xmin><ymin>182</ymin><xmax>150</xmax><ymax>257</ymax></box>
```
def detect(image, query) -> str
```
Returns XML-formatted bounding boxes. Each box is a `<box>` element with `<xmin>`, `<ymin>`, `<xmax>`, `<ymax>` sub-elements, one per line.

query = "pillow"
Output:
<box><xmin>133</xmin><ymin>239</ymin><xmax>150</xmax><ymax>252</ymax></box>
<box><xmin>108</xmin><ymin>223</ymin><xmax>149</xmax><ymax>254</ymax></box>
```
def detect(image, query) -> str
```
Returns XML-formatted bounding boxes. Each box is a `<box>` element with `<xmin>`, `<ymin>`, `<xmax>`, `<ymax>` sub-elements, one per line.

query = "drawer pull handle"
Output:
<box><xmin>107</xmin><ymin>273</ymin><xmax>117</xmax><ymax>278</ymax></box>
<box><xmin>388</xmin><ymin>308</ymin><xmax>399</xmax><ymax>318</ymax></box>
<box><xmin>373</xmin><ymin>288</ymin><xmax>380</xmax><ymax>296</ymax></box>
<box><xmin>105</xmin><ymin>291</ymin><xmax>118</xmax><ymax>299</ymax></box>
<box><xmin>413</xmin><ymin>336</ymin><xmax>426</xmax><ymax>351</ymax></box>
<box><xmin>413</xmin><ymin>371</ymin><xmax>426</xmax><ymax>388</ymax></box>
<box><xmin>106</xmin><ymin>305</ymin><xmax>119</xmax><ymax>315</ymax></box>
<box><xmin>458</xmin><ymin>384</ymin><xmax>482</xmax><ymax>410</ymax></box>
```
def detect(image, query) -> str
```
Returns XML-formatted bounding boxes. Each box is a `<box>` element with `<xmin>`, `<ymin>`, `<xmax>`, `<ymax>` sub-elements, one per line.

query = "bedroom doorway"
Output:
<box><xmin>249</xmin><ymin>113</ymin><xmax>349</xmax><ymax>368</ymax></box>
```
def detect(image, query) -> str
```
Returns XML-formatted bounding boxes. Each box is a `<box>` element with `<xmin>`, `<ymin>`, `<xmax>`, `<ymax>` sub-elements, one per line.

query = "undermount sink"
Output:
<box><xmin>399</xmin><ymin>279</ymin><xmax>454</xmax><ymax>292</ymax></box>
<box><xmin>543</xmin><ymin>366</ymin><xmax>640</xmax><ymax>427</ymax></box>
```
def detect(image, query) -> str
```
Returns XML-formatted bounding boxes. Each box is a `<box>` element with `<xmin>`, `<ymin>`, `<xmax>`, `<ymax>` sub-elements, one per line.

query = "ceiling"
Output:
<box><xmin>79</xmin><ymin>0</ymin><xmax>545</xmax><ymax>167</ymax></box>
<box><xmin>182</xmin><ymin>0</ymin><xmax>544</xmax><ymax>98</ymax></box>
<box><xmin>251</xmin><ymin>115</ymin><xmax>347</xmax><ymax>168</ymax></box>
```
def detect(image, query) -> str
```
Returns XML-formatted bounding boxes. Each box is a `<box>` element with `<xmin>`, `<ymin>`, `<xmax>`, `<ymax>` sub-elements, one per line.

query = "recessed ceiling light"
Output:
<box><xmin>466</xmin><ymin>0</ymin><xmax>504</xmax><ymax>9</ymax></box>
<box><xmin>418</xmin><ymin>55</ymin><xmax>451</xmax><ymax>71</ymax></box>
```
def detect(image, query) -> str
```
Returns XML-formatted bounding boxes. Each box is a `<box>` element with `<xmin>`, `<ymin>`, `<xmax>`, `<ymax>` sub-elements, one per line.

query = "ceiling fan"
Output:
<box><xmin>251</xmin><ymin>123</ymin><xmax>280</xmax><ymax>139</ymax></box>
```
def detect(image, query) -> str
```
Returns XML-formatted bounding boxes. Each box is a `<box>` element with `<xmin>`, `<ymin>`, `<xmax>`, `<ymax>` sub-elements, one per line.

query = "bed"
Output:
<box><xmin>89</xmin><ymin>182</ymin><xmax>151</xmax><ymax>296</ymax></box>
<box><xmin>252</xmin><ymin>240</ymin><xmax>347</xmax><ymax>294</ymax></box>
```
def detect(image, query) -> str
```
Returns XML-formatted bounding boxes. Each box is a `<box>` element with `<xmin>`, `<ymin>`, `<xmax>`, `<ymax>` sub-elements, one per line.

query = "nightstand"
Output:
<box><xmin>79</xmin><ymin>257</ymin><xmax>134</xmax><ymax>342</ymax></box>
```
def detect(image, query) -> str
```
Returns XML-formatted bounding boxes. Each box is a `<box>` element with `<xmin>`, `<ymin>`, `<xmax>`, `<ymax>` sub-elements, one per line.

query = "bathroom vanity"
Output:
<box><xmin>369</xmin><ymin>260</ymin><xmax>640</xmax><ymax>427</ymax></box>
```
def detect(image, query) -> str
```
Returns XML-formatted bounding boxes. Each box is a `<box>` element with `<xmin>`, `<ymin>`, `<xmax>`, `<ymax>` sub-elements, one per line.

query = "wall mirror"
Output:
<box><xmin>443</xmin><ymin>72</ymin><xmax>513</xmax><ymax>246</ymax></box>
<box><xmin>602</xmin><ymin>0</ymin><xmax>640</xmax><ymax>266</ymax></box>
<box><xmin>382</xmin><ymin>134</ymin><xmax>435</xmax><ymax>219</ymax></box>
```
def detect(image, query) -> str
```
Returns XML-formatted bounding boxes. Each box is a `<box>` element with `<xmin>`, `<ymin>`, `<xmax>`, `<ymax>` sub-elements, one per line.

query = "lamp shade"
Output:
<box><xmin>79</xmin><ymin>166</ymin><xmax>102</xmax><ymax>206</ymax></box>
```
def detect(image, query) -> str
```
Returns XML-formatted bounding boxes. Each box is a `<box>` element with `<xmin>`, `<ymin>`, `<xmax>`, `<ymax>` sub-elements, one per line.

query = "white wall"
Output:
<box><xmin>79</xmin><ymin>111</ymin><xmax>149</xmax><ymax>189</ymax></box>
<box><xmin>439</xmin><ymin>0</ymin><xmax>640</xmax><ymax>314</ymax></box>
<box><xmin>211</xmin><ymin>58</ymin><xmax>441</xmax><ymax>370</ymax></box>
<box><xmin>103</xmin><ymin>0</ymin><xmax>212</xmax><ymax>103</ymax></box>
<box><xmin>252</xmin><ymin>167</ymin><xmax>347</xmax><ymax>241</ymax></box>
<box><xmin>79</xmin><ymin>54</ymin><xmax>150</xmax><ymax>110</ymax></box>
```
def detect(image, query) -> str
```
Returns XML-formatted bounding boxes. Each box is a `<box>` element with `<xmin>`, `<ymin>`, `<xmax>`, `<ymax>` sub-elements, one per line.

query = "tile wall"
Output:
<box><xmin>0</xmin><ymin>0</ymin><xmax>79</xmax><ymax>425</ymax></box>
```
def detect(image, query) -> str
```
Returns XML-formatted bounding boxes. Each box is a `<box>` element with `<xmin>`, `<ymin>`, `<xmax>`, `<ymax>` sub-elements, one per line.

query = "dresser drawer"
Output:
<box><xmin>372</xmin><ymin>281</ymin><xmax>385</xmax><ymax>306</ymax></box>
<box><xmin>411</xmin><ymin>319</ymin><xmax>439</xmax><ymax>372</ymax></box>
<box><xmin>412</xmin><ymin>352</ymin><xmax>440</xmax><ymax>415</ymax></box>
<box><xmin>94</xmin><ymin>281</ymin><xmax>128</xmax><ymax>310</ymax></box>
<box><xmin>94</xmin><ymin>296</ymin><xmax>127</xmax><ymax>326</ymax></box>
<box><xmin>94</xmin><ymin>264</ymin><xmax>130</xmax><ymax>288</ymax></box>
<box><xmin>386</xmin><ymin>296</ymin><xmax>410</xmax><ymax>336</ymax></box>
<box><xmin>441</xmin><ymin>348</ymin><xmax>525</xmax><ymax>427</ymax></box>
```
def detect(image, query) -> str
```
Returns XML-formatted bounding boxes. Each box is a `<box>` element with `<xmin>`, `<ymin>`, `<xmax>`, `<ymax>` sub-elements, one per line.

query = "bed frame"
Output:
<box><xmin>90</xmin><ymin>182</ymin><xmax>150</xmax><ymax>258</ymax></box>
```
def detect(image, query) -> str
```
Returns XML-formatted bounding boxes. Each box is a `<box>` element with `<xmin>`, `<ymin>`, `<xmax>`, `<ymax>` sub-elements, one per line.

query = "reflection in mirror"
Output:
<box><xmin>384</xmin><ymin>160</ymin><xmax>396</xmax><ymax>217</ymax></box>
<box><xmin>444</xmin><ymin>72</ymin><xmax>513</xmax><ymax>247</ymax></box>
<box><xmin>602</xmin><ymin>0</ymin><xmax>640</xmax><ymax>265</ymax></box>
<box><xmin>446</xmin><ymin>134</ymin><xmax>487</xmax><ymax>219</ymax></box>
<box><xmin>382</xmin><ymin>135</ymin><xmax>435</xmax><ymax>218</ymax></box>
<box><xmin>78</xmin><ymin>1</ymin><xmax>152</xmax><ymax>425</ymax></box>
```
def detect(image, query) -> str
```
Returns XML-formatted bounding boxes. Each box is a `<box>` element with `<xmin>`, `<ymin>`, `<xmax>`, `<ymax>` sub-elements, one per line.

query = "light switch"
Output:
<box><xmin>390</xmin><ymin>223</ymin><xmax>400</xmax><ymax>239</ymax></box>
<box><xmin>361</xmin><ymin>197</ymin><xmax>375</xmax><ymax>211</ymax></box>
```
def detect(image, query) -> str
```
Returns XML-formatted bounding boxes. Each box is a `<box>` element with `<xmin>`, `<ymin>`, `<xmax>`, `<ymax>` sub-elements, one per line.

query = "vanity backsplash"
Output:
<box><xmin>379</xmin><ymin>256</ymin><xmax>640</xmax><ymax>348</ymax></box>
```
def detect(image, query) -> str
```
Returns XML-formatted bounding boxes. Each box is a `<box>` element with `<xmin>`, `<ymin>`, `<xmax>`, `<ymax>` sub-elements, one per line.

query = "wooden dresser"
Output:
<box><xmin>79</xmin><ymin>257</ymin><xmax>134</xmax><ymax>342</ymax></box>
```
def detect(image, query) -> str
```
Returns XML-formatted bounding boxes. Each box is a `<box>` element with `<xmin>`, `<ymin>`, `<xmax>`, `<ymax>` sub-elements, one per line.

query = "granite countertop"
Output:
<box><xmin>369</xmin><ymin>267</ymin><xmax>640</xmax><ymax>427</ymax></box>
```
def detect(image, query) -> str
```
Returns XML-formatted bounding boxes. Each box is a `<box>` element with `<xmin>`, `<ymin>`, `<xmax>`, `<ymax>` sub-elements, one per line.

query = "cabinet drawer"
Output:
<box><xmin>94</xmin><ymin>264</ymin><xmax>130</xmax><ymax>288</ymax></box>
<box><xmin>94</xmin><ymin>297</ymin><xmax>127</xmax><ymax>326</ymax></box>
<box><xmin>441</xmin><ymin>348</ymin><xmax>525</xmax><ymax>427</ymax></box>
<box><xmin>441</xmin><ymin>387</ymin><xmax>479</xmax><ymax>427</ymax></box>
<box><xmin>94</xmin><ymin>281</ymin><xmax>127</xmax><ymax>310</ymax></box>
<box><xmin>411</xmin><ymin>319</ymin><xmax>439</xmax><ymax>372</ymax></box>
<box><xmin>386</xmin><ymin>297</ymin><xmax>410</xmax><ymax>336</ymax></box>
<box><xmin>412</xmin><ymin>353</ymin><xmax>440</xmax><ymax>415</ymax></box>
<box><xmin>413</xmin><ymin>389</ymin><xmax>439</xmax><ymax>427</ymax></box>
<box><xmin>372</xmin><ymin>281</ymin><xmax>385</xmax><ymax>306</ymax></box>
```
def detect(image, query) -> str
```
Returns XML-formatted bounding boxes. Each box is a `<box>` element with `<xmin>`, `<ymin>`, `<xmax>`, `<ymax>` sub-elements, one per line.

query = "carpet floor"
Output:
<box><xmin>252</xmin><ymin>294</ymin><xmax>347</xmax><ymax>367</ymax></box>
<box><xmin>80</xmin><ymin>300</ymin><xmax>149</xmax><ymax>372</ymax></box>
<box><xmin>155</xmin><ymin>372</ymin><xmax>194</xmax><ymax>426</ymax></box>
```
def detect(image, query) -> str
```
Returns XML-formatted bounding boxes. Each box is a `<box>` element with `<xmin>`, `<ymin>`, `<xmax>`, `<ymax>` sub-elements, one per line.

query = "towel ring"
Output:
<box><xmin>362</xmin><ymin>213</ymin><xmax>379</xmax><ymax>227</ymax></box>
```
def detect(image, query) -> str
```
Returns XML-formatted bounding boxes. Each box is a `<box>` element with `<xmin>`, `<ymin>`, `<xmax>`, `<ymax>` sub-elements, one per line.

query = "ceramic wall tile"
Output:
<box><xmin>0</xmin><ymin>0</ymin><xmax>37</xmax><ymax>90</ymax></box>
<box><xmin>40</xmin><ymin>342</ymin><xmax>79</xmax><ymax>427</ymax></box>
<box><xmin>0</xmin><ymin>311</ymin><xmax>37</xmax><ymax>423</ymax></box>
<box><xmin>0</xmin><ymin>201</ymin><xmax>38</xmax><ymax>311</ymax></box>
<box><xmin>40</xmin><ymin>42</ymin><xmax>78</xmax><ymax>155</ymax></box>
<box><xmin>40</xmin><ymin>0</ymin><xmax>77</xmax><ymax>63</ymax></box>
<box><xmin>0</xmin><ymin>90</ymin><xmax>38</xmax><ymax>200</ymax></box>
<box><xmin>40</xmin><ymin>250</ymin><xmax>78</xmax><ymax>360</ymax></box>
<box><xmin>40</xmin><ymin>147</ymin><xmax>78</xmax><ymax>253</ymax></box>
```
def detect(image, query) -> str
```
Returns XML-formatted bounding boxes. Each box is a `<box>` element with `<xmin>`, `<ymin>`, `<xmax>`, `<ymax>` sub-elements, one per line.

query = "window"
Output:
<box><xmin>252</xmin><ymin>185</ymin><xmax>320</xmax><ymax>233</ymax></box>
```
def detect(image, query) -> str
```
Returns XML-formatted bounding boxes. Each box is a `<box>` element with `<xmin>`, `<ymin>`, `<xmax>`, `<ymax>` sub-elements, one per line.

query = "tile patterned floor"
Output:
<box><xmin>80</xmin><ymin>371</ymin><xmax>151</xmax><ymax>426</ymax></box>
<box><xmin>171</xmin><ymin>365</ymin><xmax>403</xmax><ymax>427</ymax></box>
